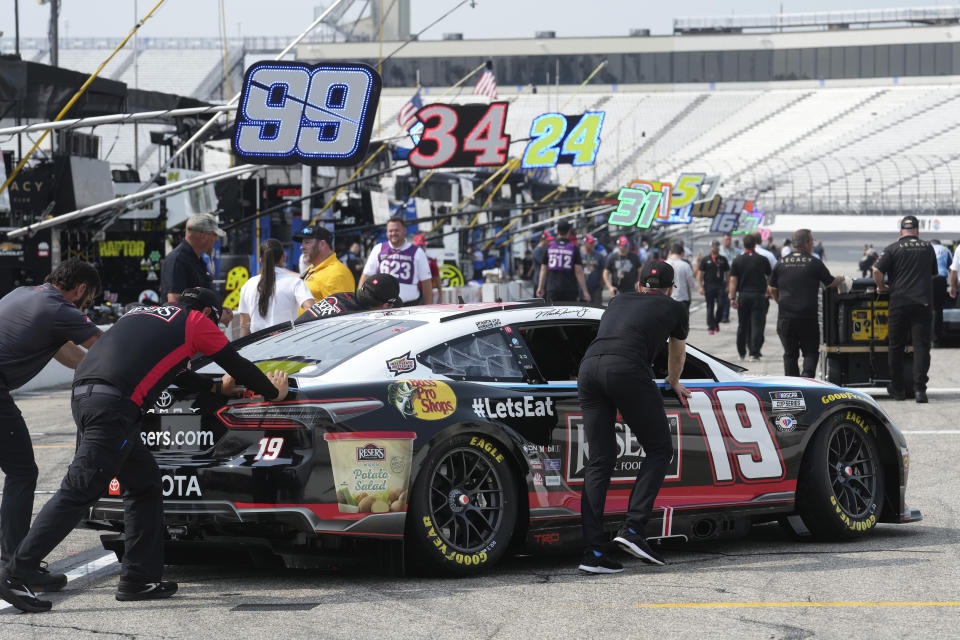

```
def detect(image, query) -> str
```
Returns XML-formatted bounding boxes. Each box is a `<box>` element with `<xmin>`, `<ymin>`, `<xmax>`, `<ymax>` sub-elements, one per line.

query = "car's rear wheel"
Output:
<box><xmin>407</xmin><ymin>434</ymin><xmax>518</xmax><ymax>574</ymax></box>
<box><xmin>796</xmin><ymin>413</ymin><xmax>885</xmax><ymax>539</ymax></box>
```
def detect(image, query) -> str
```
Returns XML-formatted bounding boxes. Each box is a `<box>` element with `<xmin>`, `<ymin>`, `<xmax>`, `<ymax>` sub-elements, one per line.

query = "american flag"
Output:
<box><xmin>397</xmin><ymin>88</ymin><xmax>423</xmax><ymax>130</ymax></box>
<box><xmin>473</xmin><ymin>62</ymin><xmax>497</xmax><ymax>100</ymax></box>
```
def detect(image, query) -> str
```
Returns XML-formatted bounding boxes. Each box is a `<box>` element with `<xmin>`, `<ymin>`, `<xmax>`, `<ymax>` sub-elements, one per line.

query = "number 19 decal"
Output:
<box><xmin>254</xmin><ymin>437</ymin><xmax>284</xmax><ymax>461</ymax></box>
<box><xmin>233</xmin><ymin>61</ymin><xmax>381</xmax><ymax>166</ymax></box>
<box><xmin>685</xmin><ymin>389</ymin><xmax>785</xmax><ymax>483</ymax></box>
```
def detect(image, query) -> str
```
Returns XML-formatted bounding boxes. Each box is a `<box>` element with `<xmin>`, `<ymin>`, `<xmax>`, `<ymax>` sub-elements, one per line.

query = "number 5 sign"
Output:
<box><xmin>232</xmin><ymin>61</ymin><xmax>381</xmax><ymax>166</ymax></box>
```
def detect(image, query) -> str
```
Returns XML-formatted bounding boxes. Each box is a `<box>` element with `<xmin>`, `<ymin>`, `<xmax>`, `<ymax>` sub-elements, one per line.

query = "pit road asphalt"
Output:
<box><xmin>2</xmin><ymin>232</ymin><xmax>958</xmax><ymax>639</ymax></box>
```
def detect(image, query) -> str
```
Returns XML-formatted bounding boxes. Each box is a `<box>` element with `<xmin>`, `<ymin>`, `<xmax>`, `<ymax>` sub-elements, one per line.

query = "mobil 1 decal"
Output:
<box><xmin>565</xmin><ymin>413</ymin><xmax>681</xmax><ymax>484</ymax></box>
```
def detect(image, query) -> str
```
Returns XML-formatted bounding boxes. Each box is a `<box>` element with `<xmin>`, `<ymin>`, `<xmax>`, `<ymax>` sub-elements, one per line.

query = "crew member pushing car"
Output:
<box><xmin>0</xmin><ymin>288</ymin><xmax>289</xmax><ymax>613</ymax></box>
<box><xmin>0</xmin><ymin>259</ymin><xmax>102</xmax><ymax>593</ymax></box>
<box><xmin>295</xmin><ymin>273</ymin><xmax>402</xmax><ymax>324</ymax></box>
<box><xmin>576</xmin><ymin>260</ymin><xmax>690</xmax><ymax>573</ymax></box>
<box><xmin>873</xmin><ymin>215</ymin><xmax>938</xmax><ymax>403</ymax></box>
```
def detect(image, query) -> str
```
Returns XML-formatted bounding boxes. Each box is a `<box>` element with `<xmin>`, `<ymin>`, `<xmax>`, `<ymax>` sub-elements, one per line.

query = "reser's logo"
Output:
<box><xmin>156</xmin><ymin>391</ymin><xmax>173</xmax><ymax>408</ymax></box>
<box><xmin>357</xmin><ymin>443</ymin><xmax>386</xmax><ymax>461</ymax></box>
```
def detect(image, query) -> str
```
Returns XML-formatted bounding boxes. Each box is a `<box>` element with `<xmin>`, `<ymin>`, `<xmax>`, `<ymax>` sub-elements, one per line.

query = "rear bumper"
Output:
<box><xmin>87</xmin><ymin>498</ymin><xmax>406</xmax><ymax>538</ymax></box>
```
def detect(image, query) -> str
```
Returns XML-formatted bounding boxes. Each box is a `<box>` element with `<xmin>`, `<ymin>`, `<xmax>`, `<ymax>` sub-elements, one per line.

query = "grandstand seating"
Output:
<box><xmin>3</xmin><ymin>44</ymin><xmax>960</xmax><ymax>213</ymax></box>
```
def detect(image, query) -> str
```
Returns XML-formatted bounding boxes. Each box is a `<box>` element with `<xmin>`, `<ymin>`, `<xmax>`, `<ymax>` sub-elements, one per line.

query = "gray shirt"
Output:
<box><xmin>0</xmin><ymin>283</ymin><xmax>100</xmax><ymax>389</ymax></box>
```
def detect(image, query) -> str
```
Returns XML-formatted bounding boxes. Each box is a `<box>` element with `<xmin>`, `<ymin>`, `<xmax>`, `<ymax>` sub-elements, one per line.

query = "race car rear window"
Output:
<box><xmin>196</xmin><ymin>318</ymin><xmax>426</xmax><ymax>377</ymax></box>
<box><xmin>419</xmin><ymin>330</ymin><xmax>524</xmax><ymax>382</ymax></box>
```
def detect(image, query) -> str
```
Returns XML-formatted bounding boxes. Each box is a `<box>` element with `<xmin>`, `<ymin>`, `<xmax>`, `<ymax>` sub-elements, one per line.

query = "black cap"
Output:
<box><xmin>180</xmin><ymin>287</ymin><xmax>222</xmax><ymax>324</ymax></box>
<box><xmin>900</xmin><ymin>215</ymin><xmax>919</xmax><ymax>230</ymax></box>
<box><xmin>293</xmin><ymin>225</ymin><xmax>334</xmax><ymax>243</ymax></box>
<box><xmin>360</xmin><ymin>273</ymin><xmax>402</xmax><ymax>307</ymax></box>
<box><xmin>640</xmin><ymin>260</ymin><xmax>674</xmax><ymax>289</ymax></box>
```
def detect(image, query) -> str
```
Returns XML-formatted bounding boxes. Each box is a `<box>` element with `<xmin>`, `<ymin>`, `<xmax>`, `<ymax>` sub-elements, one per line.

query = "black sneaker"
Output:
<box><xmin>115</xmin><ymin>580</ymin><xmax>178</xmax><ymax>602</ymax></box>
<box><xmin>915</xmin><ymin>390</ymin><xmax>928</xmax><ymax>404</ymax></box>
<box><xmin>613</xmin><ymin>528</ymin><xmax>665</xmax><ymax>565</ymax></box>
<box><xmin>23</xmin><ymin>563</ymin><xmax>67</xmax><ymax>593</ymax></box>
<box><xmin>578</xmin><ymin>549</ymin><xmax>624</xmax><ymax>574</ymax></box>
<box><xmin>0</xmin><ymin>575</ymin><xmax>52</xmax><ymax>612</ymax></box>
<box><xmin>886</xmin><ymin>383</ymin><xmax>906</xmax><ymax>401</ymax></box>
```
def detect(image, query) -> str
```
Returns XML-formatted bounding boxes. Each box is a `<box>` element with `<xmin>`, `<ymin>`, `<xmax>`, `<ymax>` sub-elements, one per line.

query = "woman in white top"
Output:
<box><xmin>238</xmin><ymin>239</ymin><xmax>314</xmax><ymax>335</ymax></box>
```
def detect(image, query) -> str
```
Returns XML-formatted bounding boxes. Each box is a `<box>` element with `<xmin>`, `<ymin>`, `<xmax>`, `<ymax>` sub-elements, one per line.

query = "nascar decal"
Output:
<box><xmin>386</xmin><ymin>352</ymin><xmax>416</xmax><ymax>376</ymax></box>
<box><xmin>772</xmin><ymin>415</ymin><xmax>798</xmax><ymax>432</ymax></box>
<box><xmin>769</xmin><ymin>390</ymin><xmax>806</xmax><ymax>412</ymax></box>
<box><xmin>565</xmin><ymin>413</ymin><xmax>681</xmax><ymax>484</ymax></box>
<box><xmin>472</xmin><ymin>396</ymin><xmax>555</xmax><ymax>419</ymax></box>
<box><xmin>388</xmin><ymin>380</ymin><xmax>457</xmax><ymax>420</ymax></box>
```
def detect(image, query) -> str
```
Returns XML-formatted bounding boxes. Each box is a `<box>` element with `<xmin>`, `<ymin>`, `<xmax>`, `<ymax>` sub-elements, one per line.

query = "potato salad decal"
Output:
<box><xmin>388</xmin><ymin>380</ymin><xmax>457</xmax><ymax>421</ymax></box>
<box><xmin>325</xmin><ymin>432</ymin><xmax>416</xmax><ymax>514</ymax></box>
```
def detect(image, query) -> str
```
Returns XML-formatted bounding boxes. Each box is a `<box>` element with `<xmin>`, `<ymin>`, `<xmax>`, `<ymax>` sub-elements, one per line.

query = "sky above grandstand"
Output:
<box><xmin>9</xmin><ymin>0</ymin><xmax>950</xmax><ymax>41</ymax></box>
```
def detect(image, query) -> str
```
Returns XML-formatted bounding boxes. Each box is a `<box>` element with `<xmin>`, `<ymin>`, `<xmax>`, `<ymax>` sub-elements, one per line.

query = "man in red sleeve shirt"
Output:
<box><xmin>0</xmin><ymin>288</ymin><xmax>288</xmax><ymax>613</ymax></box>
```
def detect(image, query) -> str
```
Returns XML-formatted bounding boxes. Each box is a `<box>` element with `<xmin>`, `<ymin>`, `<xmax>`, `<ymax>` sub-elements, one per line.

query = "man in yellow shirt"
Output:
<box><xmin>296</xmin><ymin>226</ymin><xmax>355</xmax><ymax>301</ymax></box>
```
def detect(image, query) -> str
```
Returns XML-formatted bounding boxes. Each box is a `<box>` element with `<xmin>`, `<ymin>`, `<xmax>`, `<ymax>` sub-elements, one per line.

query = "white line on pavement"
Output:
<box><xmin>0</xmin><ymin>552</ymin><xmax>118</xmax><ymax>612</ymax></box>
<box><xmin>900</xmin><ymin>430</ymin><xmax>960</xmax><ymax>435</ymax></box>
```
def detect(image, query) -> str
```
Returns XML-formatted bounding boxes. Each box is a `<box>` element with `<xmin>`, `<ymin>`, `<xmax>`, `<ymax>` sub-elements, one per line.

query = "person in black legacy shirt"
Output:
<box><xmin>698</xmin><ymin>240</ymin><xmax>730</xmax><ymax>334</ymax></box>
<box><xmin>873</xmin><ymin>215</ymin><xmax>938</xmax><ymax>403</ymax></box>
<box><xmin>769</xmin><ymin>228</ymin><xmax>844</xmax><ymax>378</ymax></box>
<box><xmin>729</xmin><ymin>233</ymin><xmax>772</xmax><ymax>362</ymax></box>
<box><xmin>0</xmin><ymin>259</ymin><xmax>102</xmax><ymax>595</ymax></box>
<box><xmin>576</xmin><ymin>260</ymin><xmax>689</xmax><ymax>574</ymax></box>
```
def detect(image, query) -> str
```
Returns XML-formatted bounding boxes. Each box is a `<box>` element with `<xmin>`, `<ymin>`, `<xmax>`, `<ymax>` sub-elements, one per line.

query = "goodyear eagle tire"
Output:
<box><xmin>407</xmin><ymin>434</ymin><xmax>518</xmax><ymax>575</ymax></box>
<box><xmin>796</xmin><ymin>412</ymin><xmax>885</xmax><ymax>539</ymax></box>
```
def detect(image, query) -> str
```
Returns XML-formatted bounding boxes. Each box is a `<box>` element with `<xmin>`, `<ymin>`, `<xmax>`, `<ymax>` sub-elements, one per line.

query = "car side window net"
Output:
<box><xmin>419</xmin><ymin>330</ymin><xmax>524</xmax><ymax>382</ymax></box>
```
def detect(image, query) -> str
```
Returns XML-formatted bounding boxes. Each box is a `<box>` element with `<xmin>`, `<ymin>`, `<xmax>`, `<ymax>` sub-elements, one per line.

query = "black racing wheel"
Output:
<box><xmin>796</xmin><ymin>413</ymin><xmax>885</xmax><ymax>539</ymax></box>
<box><xmin>407</xmin><ymin>434</ymin><xmax>518</xmax><ymax>574</ymax></box>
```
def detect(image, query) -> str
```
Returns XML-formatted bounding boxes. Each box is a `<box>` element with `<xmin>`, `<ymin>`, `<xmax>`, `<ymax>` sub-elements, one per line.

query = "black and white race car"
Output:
<box><xmin>87</xmin><ymin>302</ymin><xmax>921</xmax><ymax>574</ymax></box>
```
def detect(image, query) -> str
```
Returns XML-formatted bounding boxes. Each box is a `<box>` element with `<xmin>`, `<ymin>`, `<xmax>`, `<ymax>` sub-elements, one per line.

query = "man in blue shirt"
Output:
<box><xmin>930</xmin><ymin>240</ymin><xmax>952</xmax><ymax>342</ymax></box>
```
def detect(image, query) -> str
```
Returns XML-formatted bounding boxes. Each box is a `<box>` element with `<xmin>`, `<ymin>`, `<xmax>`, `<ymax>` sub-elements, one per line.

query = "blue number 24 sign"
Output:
<box><xmin>232</xmin><ymin>61</ymin><xmax>381</xmax><ymax>166</ymax></box>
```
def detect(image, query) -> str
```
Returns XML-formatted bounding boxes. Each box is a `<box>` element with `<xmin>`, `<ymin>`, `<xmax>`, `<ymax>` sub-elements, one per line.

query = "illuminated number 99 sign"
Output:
<box><xmin>232</xmin><ymin>61</ymin><xmax>381</xmax><ymax>166</ymax></box>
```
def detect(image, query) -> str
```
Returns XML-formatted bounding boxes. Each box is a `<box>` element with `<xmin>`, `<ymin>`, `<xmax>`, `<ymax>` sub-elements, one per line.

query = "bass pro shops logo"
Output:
<box><xmin>565</xmin><ymin>414</ymin><xmax>680</xmax><ymax>483</ymax></box>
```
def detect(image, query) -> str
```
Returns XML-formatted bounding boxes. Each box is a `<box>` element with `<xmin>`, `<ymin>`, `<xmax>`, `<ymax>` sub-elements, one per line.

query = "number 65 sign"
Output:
<box><xmin>232</xmin><ymin>61</ymin><xmax>381</xmax><ymax>166</ymax></box>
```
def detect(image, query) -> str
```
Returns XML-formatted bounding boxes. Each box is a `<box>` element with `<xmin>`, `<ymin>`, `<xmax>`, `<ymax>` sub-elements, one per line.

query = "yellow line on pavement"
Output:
<box><xmin>633</xmin><ymin>601</ymin><xmax>960</xmax><ymax>609</ymax></box>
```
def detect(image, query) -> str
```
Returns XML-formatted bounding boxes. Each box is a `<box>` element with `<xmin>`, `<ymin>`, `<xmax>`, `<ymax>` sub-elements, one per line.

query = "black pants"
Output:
<box><xmin>547</xmin><ymin>287</ymin><xmax>580</xmax><ymax>303</ymax></box>
<box><xmin>719</xmin><ymin>288</ymin><xmax>731</xmax><ymax>322</ymax></box>
<box><xmin>889</xmin><ymin>304</ymin><xmax>932</xmax><ymax>393</ymax></box>
<box><xmin>760</xmin><ymin>296</ymin><xmax>770</xmax><ymax>351</ymax></box>
<box><xmin>577</xmin><ymin>355</ymin><xmax>673</xmax><ymax>550</ymax></box>
<box><xmin>7</xmin><ymin>389</ymin><xmax>164</xmax><ymax>583</ymax></box>
<box><xmin>704</xmin><ymin>285</ymin><xmax>722</xmax><ymax>330</ymax></box>
<box><xmin>736</xmin><ymin>291</ymin><xmax>766</xmax><ymax>358</ymax></box>
<box><xmin>0</xmin><ymin>387</ymin><xmax>39</xmax><ymax>563</ymax></box>
<box><xmin>777</xmin><ymin>316</ymin><xmax>820</xmax><ymax>377</ymax></box>
<box><xmin>932</xmin><ymin>275</ymin><xmax>947</xmax><ymax>341</ymax></box>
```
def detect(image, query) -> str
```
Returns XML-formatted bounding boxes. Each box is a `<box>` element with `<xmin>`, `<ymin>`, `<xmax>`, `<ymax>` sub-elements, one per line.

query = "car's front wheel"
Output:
<box><xmin>406</xmin><ymin>434</ymin><xmax>518</xmax><ymax>574</ymax></box>
<box><xmin>796</xmin><ymin>413</ymin><xmax>885</xmax><ymax>539</ymax></box>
